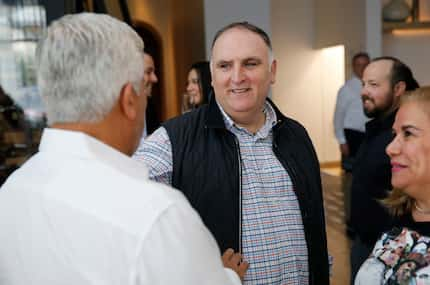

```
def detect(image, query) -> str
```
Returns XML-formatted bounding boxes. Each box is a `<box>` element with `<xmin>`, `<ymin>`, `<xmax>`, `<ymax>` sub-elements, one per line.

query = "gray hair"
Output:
<box><xmin>209</xmin><ymin>22</ymin><xmax>275</xmax><ymax>70</ymax></box>
<box><xmin>36</xmin><ymin>13</ymin><xmax>144</xmax><ymax>124</ymax></box>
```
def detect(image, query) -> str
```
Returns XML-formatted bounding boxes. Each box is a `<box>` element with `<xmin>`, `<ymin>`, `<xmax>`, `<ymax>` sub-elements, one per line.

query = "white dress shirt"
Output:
<box><xmin>0</xmin><ymin>128</ymin><xmax>240</xmax><ymax>285</ymax></box>
<box><xmin>333</xmin><ymin>76</ymin><xmax>369</xmax><ymax>144</ymax></box>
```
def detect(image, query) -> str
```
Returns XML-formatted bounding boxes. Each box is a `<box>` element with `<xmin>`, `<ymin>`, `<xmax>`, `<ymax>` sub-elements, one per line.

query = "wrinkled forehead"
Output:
<box><xmin>211</xmin><ymin>27</ymin><xmax>271</xmax><ymax>61</ymax></box>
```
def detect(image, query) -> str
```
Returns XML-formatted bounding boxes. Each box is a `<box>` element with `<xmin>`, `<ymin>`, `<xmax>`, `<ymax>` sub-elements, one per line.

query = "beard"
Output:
<box><xmin>362</xmin><ymin>92</ymin><xmax>395</xmax><ymax>118</ymax></box>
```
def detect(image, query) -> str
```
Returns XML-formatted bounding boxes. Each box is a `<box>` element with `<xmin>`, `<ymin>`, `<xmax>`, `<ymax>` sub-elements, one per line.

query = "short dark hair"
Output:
<box><xmin>143</xmin><ymin>48</ymin><xmax>154</xmax><ymax>59</ymax></box>
<box><xmin>372</xmin><ymin>56</ymin><xmax>419</xmax><ymax>91</ymax></box>
<box><xmin>352</xmin><ymin>52</ymin><xmax>370</xmax><ymax>63</ymax></box>
<box><xmin>211</xmin><ymin>22</ymin><xmax>272</xmax><ymax>51</ymax></box>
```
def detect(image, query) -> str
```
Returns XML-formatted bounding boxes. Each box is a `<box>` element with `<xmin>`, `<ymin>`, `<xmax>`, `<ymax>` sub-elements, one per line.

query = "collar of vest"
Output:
<box><xmin>204</xmin><ymin>95</ymin><xmax>288</xmax><ymax>130</ymax></box>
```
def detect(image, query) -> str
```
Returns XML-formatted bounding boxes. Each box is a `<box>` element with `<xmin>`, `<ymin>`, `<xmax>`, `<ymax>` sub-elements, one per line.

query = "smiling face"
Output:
<box><xmin>210</xmin><ymin>27</ymin><xmax>276</xmax><ymax>126</ymax></box>
<box><xmin>142</xmin><ymin>53</ymin><xmax>158</xmax><ymax>98</ymax></box>
<box><xmin>361</xmin><ymin>60</ymin><xmax>397</xmax><ymax>118</ymax></box>
<box><xmin>386</xmin><ymin>101</ymin><xmax>430</xmax><ymax>199</ymax></box>
<box><xmin>186</xmin><ymin>68</ymin><xmax>202</xmax><ymax>106</ymax></box>
<box><xmin>127</xmin><ymin>78</ymin><xmax>148</xmax><ymax>155</ymax></box>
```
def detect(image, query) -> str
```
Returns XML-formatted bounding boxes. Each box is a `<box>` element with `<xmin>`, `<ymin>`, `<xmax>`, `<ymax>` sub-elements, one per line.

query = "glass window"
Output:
<box><xmin>0</xmin><ymin>1</ymin><xmax>46</xmax><ymax>184</ymax></box>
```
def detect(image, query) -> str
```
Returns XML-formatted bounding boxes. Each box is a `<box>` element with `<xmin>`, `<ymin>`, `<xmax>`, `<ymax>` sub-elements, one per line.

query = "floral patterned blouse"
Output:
<box><xmin>355</xmin><ymin>215</ymin><xmax>430</xmax><ymax>285</ymax></box>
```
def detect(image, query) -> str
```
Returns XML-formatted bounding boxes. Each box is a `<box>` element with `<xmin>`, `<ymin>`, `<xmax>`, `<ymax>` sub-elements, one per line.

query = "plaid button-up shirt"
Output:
<box><xmin>134</xmin><ymin>101</ymin><xmax>309</xmax><ymax>284</ymax></box>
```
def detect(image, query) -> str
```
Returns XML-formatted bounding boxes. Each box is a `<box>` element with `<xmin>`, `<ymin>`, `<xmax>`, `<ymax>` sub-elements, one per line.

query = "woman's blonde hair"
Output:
<box><xmin>383</xmin><ymin>87</ymin><xmax>430</xmax><ymax>216</ymax></box>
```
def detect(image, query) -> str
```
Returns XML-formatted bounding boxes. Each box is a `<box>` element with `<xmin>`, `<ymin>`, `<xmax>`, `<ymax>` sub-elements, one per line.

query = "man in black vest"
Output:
<box><xmin>134</xmin><ymin>22</ymin><xmax>329</xmax><ymax>285</ymax></box>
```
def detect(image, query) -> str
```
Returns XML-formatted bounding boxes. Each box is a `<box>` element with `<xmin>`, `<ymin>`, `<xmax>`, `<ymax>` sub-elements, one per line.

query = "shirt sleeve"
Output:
<box><xmin>333</xmin><ymin>85</ymin><xmax>349</xmax><ymax>145</ymax></box>
<box><xmin>134</xmin><ymin>193</ymin><xmax>242</xmax><ymax>285</ymax></box>
<box><xmin>133</xmin><ymin>127</ymin><xmax>173</xmax><ymax>185</ymax></box>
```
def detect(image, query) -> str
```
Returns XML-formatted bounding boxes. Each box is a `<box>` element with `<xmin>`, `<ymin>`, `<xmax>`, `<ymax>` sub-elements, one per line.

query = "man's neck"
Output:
<box><xmin>379</xmin><ymin>103</ymin><xmax>399</xmax><ymax>121</ymax></box>
<box><xmin>232</xmin><ymin>110</ymin><xmax>266</xmax><ymax>134</ymax></box>
<box><xmin>51</xmin><ymin>122</ymin><xmax>98</xmax><ymax>135</ymax></box>
<box><xmin>51</xmin><ymin>122</ymin><xmax>132</xmax><ymax>156</ymax></box>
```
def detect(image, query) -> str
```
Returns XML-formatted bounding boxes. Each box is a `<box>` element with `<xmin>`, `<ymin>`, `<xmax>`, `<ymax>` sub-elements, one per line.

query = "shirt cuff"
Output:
<box><xmin>224</xmin><ymin>268</ymin><xmax>242</xmax><ymax>284</ymax></box>
<box><xmin>337</xmin><ymin>137</ymin><xmax>346</xmax><ymax>145</ymax></box>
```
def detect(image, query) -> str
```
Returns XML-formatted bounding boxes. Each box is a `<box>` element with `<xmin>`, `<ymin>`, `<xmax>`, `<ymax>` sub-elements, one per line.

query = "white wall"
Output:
<box><xmin>366</xmin><ymin>0</ymin><xmax>382</xmax><ymax>58</ymax></box>
<box><xmin>315</xmin><ymin>0</ymin><xmax>367</xmax><ymax>81</ymax></box>
<box><xmin>383</xmin><ymin>32</ymin><xmax>430</xmax><ymax>86</ymax></box>
<box><xmin>203</xmin><ymin>0</ymin><xmax>271</xmax><ymax>59</ymax></box>
<box><xmin>271</xmin><ymin>0</ymin><xmax>343</xmax><ymax>163</ymax></box>
<box><xmin>320</xmin><ymin>46</ymin><xmax>345</xmax><ymax>162</ymax></box>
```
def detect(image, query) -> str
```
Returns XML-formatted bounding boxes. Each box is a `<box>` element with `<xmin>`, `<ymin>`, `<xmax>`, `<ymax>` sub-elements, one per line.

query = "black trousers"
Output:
<box><xmin>342</xmin><ymin>129</ymin><xmax>365</xmax><ymax>237</ymax></box>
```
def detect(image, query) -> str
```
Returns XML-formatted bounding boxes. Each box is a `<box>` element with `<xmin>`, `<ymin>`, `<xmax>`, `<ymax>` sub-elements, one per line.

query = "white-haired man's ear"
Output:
<box><xmin>119</xmin><ymin>82</ymin><xmax>139</xmax><ymax>120</ymax></box>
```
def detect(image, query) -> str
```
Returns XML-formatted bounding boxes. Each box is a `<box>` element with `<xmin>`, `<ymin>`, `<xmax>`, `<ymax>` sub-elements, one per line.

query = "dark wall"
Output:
<box><xmin>39</xmin><ymin>0</ymin><xmax>68</xmax><ymax>24</ymax></box>
<box><xmin>39</xmin><ymin>0</ymin><xmax>130</xmax><ymax>25</ymax></box>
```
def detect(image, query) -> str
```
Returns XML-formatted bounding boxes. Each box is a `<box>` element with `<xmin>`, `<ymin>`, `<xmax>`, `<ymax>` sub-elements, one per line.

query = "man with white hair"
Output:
<box><xmin>0</xmin><ymin>13</ymin><xmax>245</xmax><ymax>284</ymax></box>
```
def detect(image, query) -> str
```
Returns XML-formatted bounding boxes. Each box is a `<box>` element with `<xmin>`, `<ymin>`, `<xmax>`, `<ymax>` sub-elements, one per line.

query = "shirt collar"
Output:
<box><xmin>39</xmin><ymin>128</ymin><xmax>149</xmax><ymax>180</ymax></box>
<box><xmin>217</xmin><ymin>100</ymin><xmax>277</xmax><ymax>138</ymax></box>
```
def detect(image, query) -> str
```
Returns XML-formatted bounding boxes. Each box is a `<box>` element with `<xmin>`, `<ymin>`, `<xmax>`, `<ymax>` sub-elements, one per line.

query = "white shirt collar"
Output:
<box><xmin>216</xmin><ymin>100</ymin><xmax>277</xmax><ymax>138</ymax></box>
<box><xmin>39</xmin><ymin>128</ymin><xmax>149</xmax><ymax>180</ymax></box>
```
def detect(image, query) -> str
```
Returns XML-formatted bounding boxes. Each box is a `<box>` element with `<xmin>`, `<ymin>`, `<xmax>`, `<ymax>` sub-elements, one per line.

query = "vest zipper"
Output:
<box><xmin>273</xmin><ymin>138</ymin><xmax>314</xmax><ymax>284</ymax></box>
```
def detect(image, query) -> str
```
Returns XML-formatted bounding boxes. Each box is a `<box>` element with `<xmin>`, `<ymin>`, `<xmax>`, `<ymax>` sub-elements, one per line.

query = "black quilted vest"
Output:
<box><xmin>163</xmin><ymin>97</ymin><xmax>329</xmax><ymax>285</ymax></box>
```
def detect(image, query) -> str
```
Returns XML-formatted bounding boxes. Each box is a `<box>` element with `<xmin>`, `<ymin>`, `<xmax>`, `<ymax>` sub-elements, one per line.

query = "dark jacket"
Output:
<box><xmin>163</xmin><ymin>97</ymin><xmax>329</xmax><ymax>285</ymax></box>
<box><xmin>350</xmin><ymin>111</ymin><xmax>396</xmax><ymax>246</ymax></box>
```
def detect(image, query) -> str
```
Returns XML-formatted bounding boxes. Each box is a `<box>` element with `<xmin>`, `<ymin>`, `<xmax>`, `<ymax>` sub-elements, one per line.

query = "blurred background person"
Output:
<box><xmin>333</xmin><ymin>52</ymin><xmax>370</xmax><ymax>236</ymax></box>
<box><xmin>182</xmin><ymin>61</ymin><xmax>212</xmax><ymax>113</ymax></box>
<box><xmin>141</xmin><ymin>50</ymin><xmax>159</xmax><ymax>138</ymax></box>
<box><xmin>334</xmin><ymin>52</ymin><xmax>370</xmax><ymax>171</ymax></box>
<box><xmin>355</xmin><ymin>87</ymin><xmax>430</xmax><ymax>284</ymax></box>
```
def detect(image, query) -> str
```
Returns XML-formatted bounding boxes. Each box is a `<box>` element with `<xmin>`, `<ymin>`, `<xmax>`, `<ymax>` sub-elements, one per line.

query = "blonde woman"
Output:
<box><xmin>355</xmin><ymin>87</ymin><xmax>430</xmax><ymax>284</ymax></box>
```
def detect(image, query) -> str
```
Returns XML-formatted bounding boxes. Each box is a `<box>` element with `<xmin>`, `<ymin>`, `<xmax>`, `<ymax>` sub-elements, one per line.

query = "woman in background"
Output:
<box><xmin>355</xmin><ymin>87</ymin><xmax>430</xmax><ymax>284</ymax></box>
<box><xmin>182</xmin><ymin>61</ymin><xmax>213</xmax><ymax>113</ymax></box>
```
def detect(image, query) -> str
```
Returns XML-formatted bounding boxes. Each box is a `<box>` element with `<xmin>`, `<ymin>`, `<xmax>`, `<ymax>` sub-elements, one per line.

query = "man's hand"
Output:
<box><xmin>222</xmin><ymin>248</ymin><xmax>249</xmax><ymax>280</ymax></box>
<box><xmin>340</xmin><ymin>143</ymin><xmax>350</xmax><ymax>157</ymax></box>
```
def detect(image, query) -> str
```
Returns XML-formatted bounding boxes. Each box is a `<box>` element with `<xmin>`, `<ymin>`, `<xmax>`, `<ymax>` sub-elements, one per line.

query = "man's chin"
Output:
<box><xmin>363</xmin><ymin>110</ymin><xmax>376</xmax><ymax>118</ymax></box>
<box><xmin>143</xmin><ymin>86</ymin><xmax>152</xmax><ymax>98</ymax></box>
<box><xmin>364</xmin><ymin>108</ymin><xmax>385</xmax><ymax>119</ymax></box>
<box><xmin>363</xmin><ymin>109</ymin><xmax>372</xmax><ymax>118</ymax></box>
